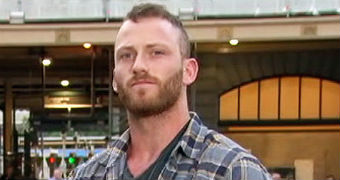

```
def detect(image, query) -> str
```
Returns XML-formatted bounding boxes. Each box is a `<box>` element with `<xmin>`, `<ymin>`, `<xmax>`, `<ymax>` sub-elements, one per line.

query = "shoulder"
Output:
<box><xmin>198</xmin><ymin>129</ymin><xmax>250</xmax><ymax>167</ymax></box>
<box><xmin>67</xmin><ymin>148</ymin><xmax>113</xmax><ymax>180</ymax></box>
<box><xmin>199</xmin><ymin>130</ymin><xmax>271</xmax><ymax>179</ymax></box>
<box><xmin>67</xmin><ymin>134</ymin><xmax>129</xmax><ymax>180</ymax></box>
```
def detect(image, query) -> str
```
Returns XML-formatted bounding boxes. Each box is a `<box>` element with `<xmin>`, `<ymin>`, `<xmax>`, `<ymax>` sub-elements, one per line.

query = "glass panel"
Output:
<box><xmin>322</xmin><ymin>80</ymin><xmax>340</xmax><ymax>118</ymax></box>
<box><xmin>1</xmin><ymin>0</ymin><xmax>339</xmax><ymax>21</ymax></box>
<box><xmin>0</xmin><ymin>1</ymin><xmax>17</xmax><ymax>20</ymax></box>
<box><xmin>301</xmin><ymin>77</ymin><xmax>320</xmax><ymax>119</ymax></box>
<box><xmin>280</xmin><ymin>77</ymin><xmax>299</xmax><ymax>119</ymax></box>
<box><xmin>240</xmin><ymin>82</ymin><xmax>258</xmax><ymax>120</ymax></box>
<box><xmin>22</xmin><ymin>0</ymin><xmax>104</xmax><ymax>21</ymax></box>
<box><xmin>260</xmin><ymin>78</ymin><xmax>279</xmax><ymax>120</ymax></box>
<box><xmin>220</xmin><ymin>88</ymin><xmax>238</xmax><ymax>120</ymax></box>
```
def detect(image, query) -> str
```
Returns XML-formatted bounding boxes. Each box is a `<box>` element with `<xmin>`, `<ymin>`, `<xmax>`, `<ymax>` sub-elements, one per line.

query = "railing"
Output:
<box><xmin>0</xmin><ymin>0</ymin><xmax>339</xmax><ymax>23</ymax></box>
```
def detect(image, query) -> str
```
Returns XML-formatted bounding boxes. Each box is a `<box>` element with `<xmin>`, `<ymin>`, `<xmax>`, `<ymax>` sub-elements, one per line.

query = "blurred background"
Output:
<box><xmin>0</xmin><ymin>0</ymin><xmax>339</xmax><ymax>179</ymax></box>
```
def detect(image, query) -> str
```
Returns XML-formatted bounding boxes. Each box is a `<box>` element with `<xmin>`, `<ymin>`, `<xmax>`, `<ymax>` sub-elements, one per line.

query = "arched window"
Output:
<box><xmin>220</xmin><ymin>76</ymin><xmax>340</xmax><ymax>121</ymax></box>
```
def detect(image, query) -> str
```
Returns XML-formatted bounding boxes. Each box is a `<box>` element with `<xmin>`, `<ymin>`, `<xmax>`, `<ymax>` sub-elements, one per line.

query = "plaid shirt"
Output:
<box><xmin>68</xmin><ymin>112</ymin><xmax>272</xmax><ymax>180</ymax></box>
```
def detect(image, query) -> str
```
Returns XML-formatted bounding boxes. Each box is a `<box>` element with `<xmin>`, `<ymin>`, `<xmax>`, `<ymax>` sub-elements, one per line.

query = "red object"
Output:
<box><xmin>49</xmin><ymin>157</ymin><xmax>56</xmax><ymax>163</ymax></box>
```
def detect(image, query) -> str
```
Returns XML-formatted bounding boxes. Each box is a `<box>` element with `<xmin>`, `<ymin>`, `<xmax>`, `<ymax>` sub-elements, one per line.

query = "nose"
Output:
<box><xmin>132</xmin><ymin>53</ymin><xmax>148</xmax><ymax>75</ymax></box>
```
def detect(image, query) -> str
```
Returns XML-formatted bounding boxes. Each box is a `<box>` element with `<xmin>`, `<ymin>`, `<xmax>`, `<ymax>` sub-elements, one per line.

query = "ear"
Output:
<box><xmin>112</xmin><ymin>69</ymin><xmax>118</xmax><ymax>92</ymax></box>
<box><xmin>112</xmin><ymin>79</ymin><xmax>118</xmax><ymax>92</ymax></box>
<box><xmin>183</xmin><ymin>58</ymin><xmax>199</xmax><ymax>85</ymax></box>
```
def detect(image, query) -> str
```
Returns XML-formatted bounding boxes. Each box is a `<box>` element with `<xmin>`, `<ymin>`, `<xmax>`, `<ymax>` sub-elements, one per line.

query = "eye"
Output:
<box><xmin>151</xmin><ymin>50</ymin><xmax>165</xmax><ymax>56</ymax></box>
<box><xmin>119</xmin><ymin>52</ymin><xmax>134</xmax><ymax>61</ymax></box>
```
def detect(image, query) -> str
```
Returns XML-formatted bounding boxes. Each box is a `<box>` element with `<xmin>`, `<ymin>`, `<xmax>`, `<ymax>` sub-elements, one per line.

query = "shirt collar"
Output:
<box><xmin>105</xmin><ymin>111</ymin><xmax>209</xmax><ymax>167</ymax></box>
<box><xmin>178</xmin><ymin>112</ymin><xmax>212</xmax><ymax>160</ymax></box>
<box><xmin>105</xmin><ymin>129</ymin><xmax>130</xmax><ymax>167</ymax></box>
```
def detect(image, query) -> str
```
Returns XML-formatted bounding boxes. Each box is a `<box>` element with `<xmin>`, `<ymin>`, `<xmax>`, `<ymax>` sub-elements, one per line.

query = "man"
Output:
<box><xmin>0</xmin><ymin>164</ymin><xmax>16</xmax><ymax>180</ymax></box>
<box><xmin>325</xmin><ymin>175</ymin><xmax>336</xmax><ymax>180</ymax></box>
<box><xmin>270</xmin><ymin>172</ymin><xmax>281</xmax><ymax>180</ymax></box>
<box><xmin>69</xmin><ymin>3</ymin><xmax>271</xmax><ymax>180</ymax></box>
<box><xmin>49</xmin><ymin>168</ymin><xmax>64</xmax><ymax>180</ymax></box>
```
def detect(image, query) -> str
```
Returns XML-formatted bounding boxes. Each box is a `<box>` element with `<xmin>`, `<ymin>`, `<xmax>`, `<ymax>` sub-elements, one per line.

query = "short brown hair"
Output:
<box><xmin>125</xmin><ymin>3</ymin><xmax>190</xmax><ymax>58</ymax></box>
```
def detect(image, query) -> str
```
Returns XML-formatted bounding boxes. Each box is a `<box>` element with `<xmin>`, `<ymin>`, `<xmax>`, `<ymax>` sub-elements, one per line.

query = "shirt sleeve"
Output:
<box><xmin>66</xmin><ymin>167</ymin><xmax>80</xmax><ymax>180</ymax></box>
<box><xmin>226</xmin><ymin>157</ymin><xmax>272</xmax><ymax>180</ymax></box>
<box><xmin>66</xmin><ymin>163</ymin><xmax>89</xmax><ymax>180</ymax></box>
<box><xmin>66</xmin><ymin>170</ymin><xmax>76</xmax><ymax>180</ymax></box>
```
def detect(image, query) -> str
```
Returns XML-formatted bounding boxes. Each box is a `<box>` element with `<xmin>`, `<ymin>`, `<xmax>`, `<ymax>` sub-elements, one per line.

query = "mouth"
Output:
<box><xmin>131</xmin><ymin>80</ymin><xmax>156</xmax><ymax>87</ymax></box>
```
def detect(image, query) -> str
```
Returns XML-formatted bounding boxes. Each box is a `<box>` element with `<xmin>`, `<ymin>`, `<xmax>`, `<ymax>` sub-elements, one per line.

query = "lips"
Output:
<box><xmin>131</xmin><ymin>80</ymin><xmax>155</xmax><ymax>86</ymax></box>
<box><xmin>128</xmin><ymin>74</ymin><xmax>159</xmax><ymax>88</ymax></box>
<box><xmin>129</xmin><ymin>77</ymin><xmax>158</xmax><ymax>88</ymax></box>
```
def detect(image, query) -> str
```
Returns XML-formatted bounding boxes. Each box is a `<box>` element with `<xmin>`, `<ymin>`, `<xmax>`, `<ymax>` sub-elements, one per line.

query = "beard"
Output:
<box><xmin>116</xmin><ymin>68</ymin><xmax>183</xmax><ymax>118</ymax></box>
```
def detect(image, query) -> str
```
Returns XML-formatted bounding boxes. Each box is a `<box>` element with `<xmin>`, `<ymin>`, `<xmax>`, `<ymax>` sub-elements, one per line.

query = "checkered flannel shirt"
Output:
<box><xmin>68</xmin><ymin>112</ymin><xmax>272</xmax><ymax>180</ymax></box>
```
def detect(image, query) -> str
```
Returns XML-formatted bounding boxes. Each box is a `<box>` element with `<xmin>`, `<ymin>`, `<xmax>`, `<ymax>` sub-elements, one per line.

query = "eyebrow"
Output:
<box><xmin>146</xmin><ymin>42</ymin><xmax>170</xmax><ymax>49</ymax></box>
<box><xmin>115</xmin><ymin>46</ymin><xmax>135</xmax><ymax>54</ymax></box>
<box><xmin>145</xmin><ymin>43</ymin><xmax>168</xmax><ymax>49</ymax></box>
<box><xmin>116</xmin><ymin>42</ymin><xmax>170</xmax><ymax>53</ymax></box>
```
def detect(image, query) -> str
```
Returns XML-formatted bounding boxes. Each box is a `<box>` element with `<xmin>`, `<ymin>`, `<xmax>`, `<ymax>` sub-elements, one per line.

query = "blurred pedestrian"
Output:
<box><xmin>0</xmin><ymin>165</ymin><xmax>16</xmax><ymax>180</ymax></box>
<box><xmin>49</xmin><ymin>168</ymin><xmax>63</xmax><ymax>180</ymax></box>
<box><xmin>271</xmin><ymin>172</ymin><xmax>282</xmax><ymax>180</ymax></box>
<box><xmin>326</xmin><ymin>174</ymin><xmax>336</xmax><ymax>180</ymax></box>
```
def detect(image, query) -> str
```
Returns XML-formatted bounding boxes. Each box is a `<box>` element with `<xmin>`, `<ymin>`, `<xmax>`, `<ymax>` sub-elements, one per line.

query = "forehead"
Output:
<box><xmin>115</xmin><ymin>17</ymin><xmax>181</xmax><ymax>50</ymax></box>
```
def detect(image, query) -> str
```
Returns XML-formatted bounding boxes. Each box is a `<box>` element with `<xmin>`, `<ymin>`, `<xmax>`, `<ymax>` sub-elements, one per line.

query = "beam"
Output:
<box><xmin>4</xmin><ymin>82</ymin><xmax>14</xmax><ymax>169</ymax></box>
<box><xmin>0</xmin><ymin>15</ymin><xmax>339</xmax><ymax>46</ymax></box>
<box><xmin>224</xmin><ymin>124</ymin><xmax>340</xmax><ymax>132</ymax></box>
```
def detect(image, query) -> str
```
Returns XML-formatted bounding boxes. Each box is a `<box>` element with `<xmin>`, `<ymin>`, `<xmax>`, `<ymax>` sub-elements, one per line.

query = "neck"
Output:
<box><xmin>126</xmin><ymin>91</ymin><xmax>190</xmax><ymax>176</ymax></box>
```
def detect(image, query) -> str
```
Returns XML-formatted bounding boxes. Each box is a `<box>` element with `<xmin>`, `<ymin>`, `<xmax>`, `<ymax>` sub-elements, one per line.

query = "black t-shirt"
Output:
<box><xmin>123</xmin><ymin>122</ymin><xmax>189</xmax><ymax>180</ymax></box>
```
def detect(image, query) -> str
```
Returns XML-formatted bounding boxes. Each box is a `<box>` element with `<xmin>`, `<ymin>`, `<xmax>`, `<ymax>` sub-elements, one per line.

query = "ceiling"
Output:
<box><xmin>0</xmin><ymin>39</ymin><xmax>338</xmax><ymax>132</ymax></box>
<box><xmin>0</xmin><ymin>40</ymin><xmax>337</xmax><ymax>86</ymax></box>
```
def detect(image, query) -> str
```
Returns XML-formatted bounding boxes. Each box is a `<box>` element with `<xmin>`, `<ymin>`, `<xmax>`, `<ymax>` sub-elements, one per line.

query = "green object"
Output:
<box><xmin>68</xmin><ymin>157</ymin><xmax>76</xmax><ymax>164</ymax></box>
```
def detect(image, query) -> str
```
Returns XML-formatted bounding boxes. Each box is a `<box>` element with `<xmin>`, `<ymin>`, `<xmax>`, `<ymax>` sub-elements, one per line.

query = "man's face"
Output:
<box><xmin>113</xmin><ymin>17</ymin><xmax>184</xmax><ymax>117</ymax></box>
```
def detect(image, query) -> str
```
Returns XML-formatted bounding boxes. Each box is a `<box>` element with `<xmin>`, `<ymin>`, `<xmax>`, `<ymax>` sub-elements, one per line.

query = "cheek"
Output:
<box><xmin>114</xmin><ymin>74</ymin><xmax>124</xmax><ymax>86</ymax></box>
<box><xmin>113</xmin><ymin>70</ymin><xmax>124</xmax><ymax>85</ymax></box>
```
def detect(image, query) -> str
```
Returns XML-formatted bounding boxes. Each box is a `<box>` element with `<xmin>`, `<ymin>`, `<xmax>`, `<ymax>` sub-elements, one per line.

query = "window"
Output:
<box><xmin>220</xmin><ymin>77</ymin><xmax>340</xmax><ymax>121</ymax></box>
